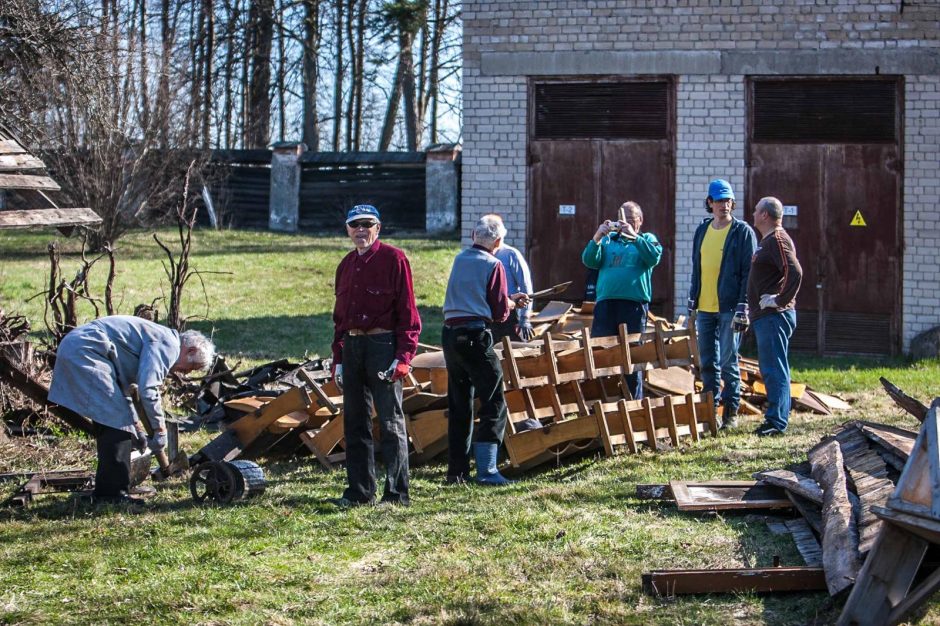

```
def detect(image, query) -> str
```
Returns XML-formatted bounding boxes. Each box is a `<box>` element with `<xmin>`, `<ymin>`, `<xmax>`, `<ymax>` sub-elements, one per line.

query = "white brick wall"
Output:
<box><xmin>903</xmin><ymin>75</ymin><xmax>940</xmax><ymax>351</ymax></box>
<box><xmin>464</xmin><ymin>0</ymin><xmax>940</xmax><ymax>352</ymax></box>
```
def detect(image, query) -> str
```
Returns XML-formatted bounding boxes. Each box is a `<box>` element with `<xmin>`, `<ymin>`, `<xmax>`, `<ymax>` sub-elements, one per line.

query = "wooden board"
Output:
<box><xmin>530</xmin><ymin>300</ymin><xmax>573</xmax><ymax>324</ymax></box>
<box><xmin>0</xmin><ymin>174</ymin><xmax>61</xmax><ymax>191</ymax></box>
<box><xmin>0</xmin><ymin>153</ymin><xmax>45</xmax><ymax>171</ymax></box>
<box><xmin>669</xmin><ymin>480</ymin><xmax>792</xmax><ymax>512</ymax></box>
<box><xmin>753</xmin><ymin>469</ymin><xmax>823</xmax><ymax>504</ymax></box>
<box><xmin>642</xmin><ymin>566</ymin><xmax>827</xmax><ymax>595</ymax></box>
<box><xmin>644</xmin><ymin>366</ymin><xmax>695</xmax><ymax>395</ymax></box>
<box><xmin>0</xmin><ymin>207</ymin><xmax>102</xmax><ymax>230</ymax></box>
<box><xmin>0</xmin><ymin>140</ymin><xmax>26</xmax><ymax>155</ymax></box>
<box><xmin>752</xmin><ymin>380</ymin><xmax>806</xmax><ymax>400</ymax></box>
<box><xmin>855</xmin><ymin>420</ymin><xmax>917</xmax><ymax>461</ymax></box>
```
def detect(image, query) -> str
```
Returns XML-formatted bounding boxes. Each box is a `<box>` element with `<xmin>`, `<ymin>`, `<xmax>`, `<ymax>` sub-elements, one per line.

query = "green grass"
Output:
<box><xmin>1</xmin><ymin>228</ymin><xmax>939</xmax><ymax>625</ymax></box>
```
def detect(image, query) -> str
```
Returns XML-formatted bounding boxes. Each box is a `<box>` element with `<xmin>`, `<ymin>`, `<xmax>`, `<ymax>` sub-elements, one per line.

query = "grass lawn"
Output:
<box><xmin>1</xmin><ymin>228</ymin><xmax>939</xmax><ymax>625</ymax></box>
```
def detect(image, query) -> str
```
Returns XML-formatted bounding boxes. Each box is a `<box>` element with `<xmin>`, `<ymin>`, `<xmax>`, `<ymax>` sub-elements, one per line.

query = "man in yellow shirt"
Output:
<box><xmin>687</xmin><ymin>180</ymin><xmax>757</xmax><ymax>429</ymax></box>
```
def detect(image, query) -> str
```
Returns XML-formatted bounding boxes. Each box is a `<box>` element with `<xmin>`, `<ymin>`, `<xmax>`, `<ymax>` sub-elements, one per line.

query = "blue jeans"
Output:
<box><xmin>695</xmin><ymin>311</ymin><xmax>742</xmax><ymax>414</ymax></box>
<box><xmin>753</xmin><ymin>310</ymin><xmax>797</xmax><ymax>431</ymax></box>
<box><xmin>592</xmin><ymin>299</ymin><xmax>648</xmax><ymax>400</ymax></box>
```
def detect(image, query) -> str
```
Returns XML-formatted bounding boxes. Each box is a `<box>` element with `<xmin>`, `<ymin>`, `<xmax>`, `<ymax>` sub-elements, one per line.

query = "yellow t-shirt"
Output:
<box><xmin>698</xmin><ymin>223</ymin><xmax>731</xmax><ymax>313</ymax></box>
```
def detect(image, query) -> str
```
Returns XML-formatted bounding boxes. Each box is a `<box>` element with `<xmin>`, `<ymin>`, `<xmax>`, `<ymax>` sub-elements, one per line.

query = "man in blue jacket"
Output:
<box><xmin>688</xmin><ymin>180</ymin><xmax>757</xmax><ymax>429</ymax></box>
<box><xmin>582</xmin><ymin>201</ymin><xmax>662</xmax><ymax>400</ymax></box>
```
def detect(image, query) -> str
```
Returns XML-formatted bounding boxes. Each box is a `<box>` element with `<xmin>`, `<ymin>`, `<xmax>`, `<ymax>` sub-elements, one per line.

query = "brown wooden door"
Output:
<box><xmin>527</xmin><ymin>79</ymin><xmax>676</xmax><ymax>317</ymax></box>
<box><xmin>746</xmin><ymin>78</ymin><xmax>902</xmax><ymax>355</ymax></box>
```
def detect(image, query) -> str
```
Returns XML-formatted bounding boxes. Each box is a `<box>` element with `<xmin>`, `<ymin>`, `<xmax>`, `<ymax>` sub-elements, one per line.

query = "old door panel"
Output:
<box><xmin>528</xmin><ymin>140</ymin><xmax>597</xmax><ymax>299</ymax></box>
<box><xmin>599</xmin><ymin>140</ymin><xmax>675</xmax><ymax>317</ymax></box>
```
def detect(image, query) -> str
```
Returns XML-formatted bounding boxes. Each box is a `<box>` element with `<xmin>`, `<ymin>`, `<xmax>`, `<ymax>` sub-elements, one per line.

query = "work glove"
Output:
<box><xmin>687</xmin><ymin>298</ymin><xmax>696</xmax><ymax>316</ymax></box>
<box><xmin>132</xmin><ymin>425</ymin><xmax>148</xmax><ymax>455</ymax></box>
<box><xmin>731</xmin><ymin>303</ymin><xmax>749</xmax><ymax>333</ymax></box>
<box><xmin>387</xmin><ymin>360</ymin><xmax>411</xmax><ymax>382</ymax></box>
<box><xmin>333</xmin><ymin>363</ymin><xmax>343</xmax><ymax>390</ymax></box>
<box><xmin>517</xmin><ymin>320</ymin><xmax>535</xmax><ymax>342</ymax></box>
<box><xmin>759</xmin><ymin>293</ymin><xmax>778</xmax><ymax>310</ymax></box>
<box><xmin>148</xmin><ymin>430</ymin><xmax>167</xmax><ymax>454</ymax></box>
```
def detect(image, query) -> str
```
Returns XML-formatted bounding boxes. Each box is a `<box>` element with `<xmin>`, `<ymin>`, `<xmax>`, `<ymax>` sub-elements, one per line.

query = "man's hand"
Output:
<box><xmin>593</xmin><ymin>220</ymin><xmax>614</xmax><ymax>242</ymax></box>
<box><xmin>759</xmin><ymin>293</ymin><xmax>778</xmax><ymax>310</ymax></box>
<box><xmin>333</xmin><ymin>363</ymin><xmax>344</xmax><ymax>390</ymax></box>
<box><xmin>148</xmin><ymin>430</ymin><xmax>167</xmax><ymax>454</ymax></box>
<box><xmin>687</xmin><ymin>298</ymin><xmax>696</xmax><ymax>316</ymax></box>
<box><xmin>388</xmin><ymin>360</ymin><xmax>411</xmax><ymax>382</ymax></box>
<box><xmin>510</xmin><ymin>292</ymin><xmax>531</xmax><ymax>309</ymax></box>
<box><xmin>516</xmin><ymin>319</ymin><xmax>534</xmax><ymax>342</ymax></box>
<box><xmin>732</xmin><ymin>303</ymin><xmax>749</xmax><ymax>332</ymax></box>
<box><xmin>133</xmin><ymin>425</ymin><xmax>148</xmax><ymax>455</ymax></box>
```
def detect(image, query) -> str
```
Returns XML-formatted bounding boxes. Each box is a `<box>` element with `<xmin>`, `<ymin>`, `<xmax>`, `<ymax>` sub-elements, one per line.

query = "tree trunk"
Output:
<box><xmin>276</xmin><ymin>0</ymin><xmax>287</xmax><ymax>142</ymax></box>
<box><xmin>379</xmin><ymin>57</ymin><xmax>403</xmax><ymax>151</ymax></box>
<box><xmin>353</xmin><ymin>0</ymin><xmax>365</xmax><ymax>150</ymax></box>
<box><xmin>157</xmin><ymin>0</ymin><xmax>173</xmax><ymax>147</ymax></box>
<box><xmin>301</xmin><ymin>0</ymin><xmax>321</xmax><ymax>151</ymax></box>
<box><xmin>332</xmin><ymin>0</ymin><xmax>344</xmax><ymax>151</ymax></box>
<box><xmin>245</xmin><ymin>0</ymin><xmax>274</xmax><ymax>149</ymax></box>
<box><xmin>202</xmin><ymin>0</ymin><xmax>215</xmax><ymax>148</ymax></box>
<box><xmin>400</xmin><ymin>30</ymin><xmax>417</xmax><ymax>150</ymax></box>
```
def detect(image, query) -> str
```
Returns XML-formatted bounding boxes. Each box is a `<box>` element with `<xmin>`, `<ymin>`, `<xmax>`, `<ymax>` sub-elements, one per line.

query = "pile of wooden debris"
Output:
<box><xmin>642</xmin><ymin>378</ymin><xmax>940</xmax><ymax>625</ymax></box>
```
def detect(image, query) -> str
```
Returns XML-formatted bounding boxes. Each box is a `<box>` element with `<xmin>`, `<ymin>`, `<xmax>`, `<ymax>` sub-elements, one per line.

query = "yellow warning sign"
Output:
<box><xmin>850</xmin><ymin>210</ymin><xmax>867</xmax><ymax>227</ymax></box>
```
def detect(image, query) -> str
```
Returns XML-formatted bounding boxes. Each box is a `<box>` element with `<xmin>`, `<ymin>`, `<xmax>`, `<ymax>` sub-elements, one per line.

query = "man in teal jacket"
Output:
<box><xmin>582</xmin><ymin>201</ymin><xmax>662</xmax><ymax>399</ymax></box>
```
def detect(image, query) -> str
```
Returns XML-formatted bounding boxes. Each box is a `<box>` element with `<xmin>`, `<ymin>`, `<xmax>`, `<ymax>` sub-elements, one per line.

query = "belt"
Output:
<box><xmin>445</xmin><ymin>321</ymin><xmax>488</xmax><ymax>331</ymax></box>
<box><xmin>346</xmin><ymin>328</ymin><xmax>391</xmax><ymax>336</ymax></box>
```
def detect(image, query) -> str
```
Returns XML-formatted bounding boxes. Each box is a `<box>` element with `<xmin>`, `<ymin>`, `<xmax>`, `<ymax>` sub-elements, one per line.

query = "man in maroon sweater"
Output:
<box><xmin>331</xmin><ymin>204</ymin><xmax>422</xmax><ymax>506</ymax></box>
<box><xmin>747</xmin><ymin>196</ymin><xmax>803</xmax><ymax>437</ymax></box>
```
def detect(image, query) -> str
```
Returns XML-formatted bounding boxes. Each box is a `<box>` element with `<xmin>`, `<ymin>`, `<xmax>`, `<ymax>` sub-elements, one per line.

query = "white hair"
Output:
<box><xmin>473</xmin><ymin>214</ymin><xmax>507</xmax><ymax>247</ymax></box>
<box><xmin>180</xmin><ymin>330</ymin><xmax>216</xmax><ymax>370</ymax></box>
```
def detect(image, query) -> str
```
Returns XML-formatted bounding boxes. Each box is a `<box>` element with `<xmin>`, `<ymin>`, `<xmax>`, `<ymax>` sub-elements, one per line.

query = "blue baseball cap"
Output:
<box><xmin>345</xmin><ymin>204</ymin><xmax>381</xmax><ymax>224</ymax></box>
<box><xmin>707</xmin><ymin>179</ymin><xmax>735</xmax><ymax>201</ymax></box>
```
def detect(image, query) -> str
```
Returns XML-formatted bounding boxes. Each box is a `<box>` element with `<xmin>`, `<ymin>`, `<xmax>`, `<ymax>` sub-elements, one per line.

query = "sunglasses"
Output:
<box><xmin>348</xmin><ymin>220</ymin><xmax>377</xmax><ymax>229</ymax></box>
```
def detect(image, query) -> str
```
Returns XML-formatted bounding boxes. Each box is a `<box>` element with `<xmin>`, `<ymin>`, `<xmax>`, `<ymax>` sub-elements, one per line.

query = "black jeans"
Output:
<box><xmin>341</xmin><ymin>333</ymin><xmax>409</xmax><ymax>504</ymax></box>
<box><xmin>591</xmin><ymin>298</ymin><xmax>648</xmax><ymax>400</ymax></box>
<box><xmin>93</xmin><ymin>422</ymin><xmax>133</xmax><ymax>498</ymax></box>
<box><xmin>442</xmin><ymin>324</ymin><xmax>508</xmax><ymax>477</ymax></box>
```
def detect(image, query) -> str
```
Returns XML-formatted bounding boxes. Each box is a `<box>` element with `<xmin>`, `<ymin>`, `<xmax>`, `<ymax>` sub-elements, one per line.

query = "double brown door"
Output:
<box><xmin>746</xmin><ymin>78</ymin><xmax>902</xmax><ymax>355</ymax></box>
<box><xmin>527</xmin><ymin>79</ymin><xmax>676</xmax><ymax>317</ymax></box>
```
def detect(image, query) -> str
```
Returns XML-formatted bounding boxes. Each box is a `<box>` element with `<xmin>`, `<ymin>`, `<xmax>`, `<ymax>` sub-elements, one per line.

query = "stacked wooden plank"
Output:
<box><xmin>0</xmin><ymin>131</ymin><xmax>100</xmax><ymax>231</ymax></box>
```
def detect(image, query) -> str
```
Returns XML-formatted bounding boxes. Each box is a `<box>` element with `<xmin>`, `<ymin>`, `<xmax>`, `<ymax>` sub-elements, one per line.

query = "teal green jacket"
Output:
<box><xmin>581</xmin><ymin>232</ymin><xmax>663</xmax><ymax>303</ymax></box>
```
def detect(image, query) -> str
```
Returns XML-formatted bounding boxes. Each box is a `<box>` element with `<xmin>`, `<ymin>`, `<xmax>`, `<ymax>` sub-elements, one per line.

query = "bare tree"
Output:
<box><xmin>301</xmin><ymin>0</ymin><xmax>321</xmax><ymax>151</ymax></box>
<box><xmin>245</xmin><ymin>0</ymin><xmax>274</xmax><ymax>148</ymax></box>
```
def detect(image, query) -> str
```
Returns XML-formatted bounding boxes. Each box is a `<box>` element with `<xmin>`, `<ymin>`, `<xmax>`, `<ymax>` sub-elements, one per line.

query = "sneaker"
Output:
<box><xmin>753</xmin><ymin>422</ymin><xmax>784</xmax><ymax>437</ymax></box>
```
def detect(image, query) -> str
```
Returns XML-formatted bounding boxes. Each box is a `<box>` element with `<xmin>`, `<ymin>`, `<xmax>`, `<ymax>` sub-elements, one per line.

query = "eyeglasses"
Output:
<box><xmin>348</xmin><ymin>220</ymin><xmax>377</xmax><ymax>229</ymax></box>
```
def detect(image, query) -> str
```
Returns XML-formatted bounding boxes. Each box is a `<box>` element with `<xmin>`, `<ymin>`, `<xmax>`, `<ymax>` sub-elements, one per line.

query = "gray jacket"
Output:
<box><xmin>48</xmin><ymin>316</ymin><xmax>180</xmax><ymax>433</ymax></box>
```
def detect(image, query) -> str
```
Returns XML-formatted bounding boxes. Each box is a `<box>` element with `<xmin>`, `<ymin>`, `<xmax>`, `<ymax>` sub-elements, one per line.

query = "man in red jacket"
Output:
<box><xmin>748</xmin><ymin>196</ymin><xmax>803</xmax><ymax>437</ymax></box>
<box><xmin>331</xmin><ymin>204</ymin><xmax>421</xmax><ymax>506</ymax></box>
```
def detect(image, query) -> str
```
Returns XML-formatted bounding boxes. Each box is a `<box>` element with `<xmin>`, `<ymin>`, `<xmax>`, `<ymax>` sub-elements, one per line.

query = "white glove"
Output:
<box><xmin>334</xmin><ymin>364</ymin><xmax>343</xmax><ymax>390</ymax></box>
<box><xmin>759</xmin><ymin>293</ymin><xmax>778</xmax><ymax>310</ymax></box>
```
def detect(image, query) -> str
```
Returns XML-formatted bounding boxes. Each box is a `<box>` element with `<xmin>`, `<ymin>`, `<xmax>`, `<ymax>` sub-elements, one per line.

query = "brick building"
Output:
<box><xmin>462</xmin><ymin>0</ymin><xmax>939</xmax><ymax>355</ymax></box>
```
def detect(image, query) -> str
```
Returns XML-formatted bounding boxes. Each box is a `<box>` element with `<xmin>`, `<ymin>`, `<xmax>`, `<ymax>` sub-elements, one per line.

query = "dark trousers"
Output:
<box><xmin>93</xmin><ymin>422</ymin><xmax>133</xmax><ymax>498</ymax></box>
<box><xmin>443</xmin><ymin>324</ymin><xmax>508</xmax><ymax>477</ymax></box>
<box><xmin>491</xmin><ymin>309</ymin><xmax>521</xmax><ymax>343</ymax></box>
<box><xmin>341</xmin><ymin>333</ymin><xmax>410</xmax><ymax>504</ymax></box>
<box><xmin>591</xmin><ymin>298</ymin><xmax>648</xmax><ymax>400</ymax></box>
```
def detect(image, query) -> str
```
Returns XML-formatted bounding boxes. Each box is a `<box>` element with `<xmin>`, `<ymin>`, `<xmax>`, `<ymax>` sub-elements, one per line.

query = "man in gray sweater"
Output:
<box><xmin>442</xmin><ymin>216</ymin><xmax>529</xmax><ymax>485</ymax></box>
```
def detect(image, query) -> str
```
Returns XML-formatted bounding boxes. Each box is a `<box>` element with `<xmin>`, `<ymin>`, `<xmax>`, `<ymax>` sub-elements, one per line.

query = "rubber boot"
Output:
<box><xmin>721</xmin><ymin>406</ymin><xmax>739</xmax><ymax>430</ymax></box>
<box><xmin>474</xmin><ymin>442</ymin><xmax>514</xmax><ymax>486</ymax></box>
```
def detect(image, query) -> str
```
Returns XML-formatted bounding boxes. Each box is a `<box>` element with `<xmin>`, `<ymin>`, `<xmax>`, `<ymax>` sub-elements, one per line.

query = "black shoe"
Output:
<box><xmin>93</xmin><ymin>494</ymin><xmax>147</xmax><ymax>507</ymax></box>
<box><xmin>753</xmin><ymin>422</ymin><xmax>784</xmax><ymax>437</ymax></box>
<box><xmin>332</xmin><ymin>496</ymin><xmax>375</xmax><ymax>508</ymax></box>
<box><xmin>445</xmin><ymin>473</ymin><xmax>470</xmax><ymax>485</ymax></box>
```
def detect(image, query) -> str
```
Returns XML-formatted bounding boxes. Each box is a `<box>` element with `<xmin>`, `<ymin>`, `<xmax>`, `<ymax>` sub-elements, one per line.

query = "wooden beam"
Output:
<box><xmin>0</xmin><ymin>174</ymin><xmax>61</xmax><ymax>191</ymax></box>
<box><xmin>642</xmin><ymin>566</ymin><xmax>827</xmax><ymax>595</ymax></box>
<box><xmin>754</xmin><ymin>468</ymin><xmax>823</xmax><ymax>504</ymax></box>
<box><xmin>880</xmin><ymin>376</ymin><xmax>929</xmax><ymax>422</ymax></box>
<box><xmin>809</xmin><ymin>438</ymin><xmax>862</xmax><ymax>596</ymax></box>
<box><xmin>0</xmin><ymin>208</ymin><xmax>101</xmax><ymax>230</ymax></box>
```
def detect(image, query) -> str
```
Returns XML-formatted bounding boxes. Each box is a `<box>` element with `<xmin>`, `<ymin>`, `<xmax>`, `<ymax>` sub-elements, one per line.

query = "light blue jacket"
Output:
<box><xmin>494</xmin><ymin>243</ymin><xmax>533</xmax><ymax>319</ymax></box>
<box><xmin>49</xmin><ymin>316</ymin><xmax>180</xmax><ymax>433</ymax></box>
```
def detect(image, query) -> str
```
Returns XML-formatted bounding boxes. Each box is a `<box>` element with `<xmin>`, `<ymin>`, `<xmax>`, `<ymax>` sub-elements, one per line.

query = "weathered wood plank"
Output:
<box><xmin>753</xmin><ymin>469</ymin><xmax>823</xmax><ymax>504</ymax></box>
<box><xmin>0</xmin><ymin>153</ymin><xmax>45</xmax><ymax>171</ymax></box>
<box><xmin>0</xmin><ymin>174</ymin><xmax>60</xmax><ymax>190</ymax></box>
<box><xmin>880</xmin><ymin>376</ymin><xmax>929</xmax><ymax>422</ymax></box>
<box><xmin>670</xmin><ymin>480</ymin><xmax>792</xmax><ymax>512</ymax></box>
<box><xmin>809</xmin><ymin>438</ymin><xmax>862</xmax><ymax>597</ymax></box>
<box><xmin>785</xmin><ymin>518</ymin><xmax>823</xmax><ymax>566</ymax></box>
<box><xmin>0</xmin><ymin>208</ymin><xmax>101</xmax><ymax>230</ymax></box>
<box><xmin>0</xmin><ymin>139</ymin><xmax>26</xmax><ymax>155</ymax></box>
<box><xmin>642</xmin><ymin>566</ymin><xmax>827</xmax><ymax>595</ymax></box>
